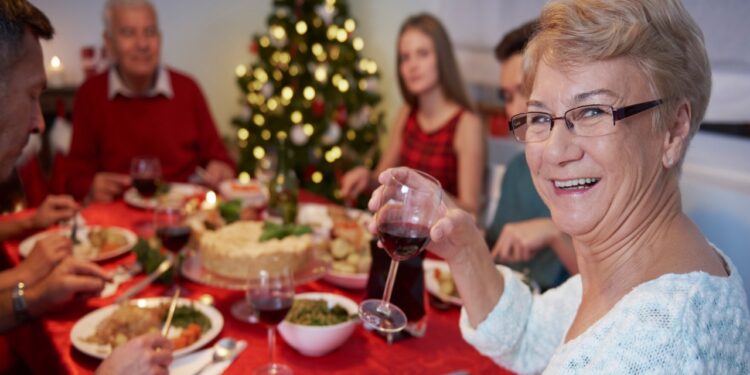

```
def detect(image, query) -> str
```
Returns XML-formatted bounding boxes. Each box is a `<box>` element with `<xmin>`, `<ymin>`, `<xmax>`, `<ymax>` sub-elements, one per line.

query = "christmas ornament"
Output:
<box><xmin>349</xmin><ymin>105</ymin><xmax>370</xmax><ymax>130</ymax></box>
<box><xmin>290</xmin><ymin>124</ymin><xmax>309</xmax><ymax>146</ymax></box>
<box><xmin>239</xmin><ymin>105</ymin><xmax>252</xmax><ymax>121</ymax></box>
<box><xmin>312</xmin><ymin>98</ymin><xmax>325</xmax><ymax>117</ymax></box>
<box><xmin>336</xmin><ymin>105</ymin><xmax>348</xmax><ymax>126</ymax></box>
<box><xmin>322</xmin><ymin>122</ymin><xmax>342</xmax><ymax>145</ymax></box>
<box><xmin>314</xmin><ymin>4</ymin><xmax>337</xmax><ymax>25</ymax></box>
<box><xmin>261</xmin><ymin>82</ymin><xmax>274</xmax><ymax>98</ymax></box>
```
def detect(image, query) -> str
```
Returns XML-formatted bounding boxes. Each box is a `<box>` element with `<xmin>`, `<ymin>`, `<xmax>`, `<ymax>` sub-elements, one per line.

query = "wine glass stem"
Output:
<box><xmin>267</xmin><ymin>326</ymin><xmax>276</xmax><ymax>366</ymax></box>
<box><xmin>380</xmin><ymin>259</ymin><xmax>400</xmax><ymax>308</ymax></box>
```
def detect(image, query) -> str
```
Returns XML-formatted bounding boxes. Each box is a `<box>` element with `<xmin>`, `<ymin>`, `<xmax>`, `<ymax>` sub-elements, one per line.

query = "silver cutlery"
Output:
<box><xmin>191</xmin><ymin>338</ymin><xmax>240</xmax><ymax>375</ymax></box>
<box><xmin>115</xmin><ymin>255</ymin><xmax>174</xmax><ymax>303</ymax></box>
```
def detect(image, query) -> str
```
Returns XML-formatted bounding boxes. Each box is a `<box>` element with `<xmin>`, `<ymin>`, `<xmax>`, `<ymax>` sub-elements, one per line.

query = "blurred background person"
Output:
<box><xmin>64</xmin><ymin>0</ymin><xmax>235</xmax><ymax>203</ymax></box>
<box><xmin>486</xmin><ymin>19</ymin><xmax>576</xmax><ymax>291</ymax></box>
<box><xmin>341</xmin><ymin>13</ymin><xmax>484</xmax><ymax>217</ymax></box>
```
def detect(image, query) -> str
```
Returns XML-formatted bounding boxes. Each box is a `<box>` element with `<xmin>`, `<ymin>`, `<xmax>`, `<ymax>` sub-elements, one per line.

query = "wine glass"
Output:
<box><xmin>247</xmin><ymin>260</ymin><xmax>295</xmax><ymax>375</ymax></box>
<box><xmin>359</xmin><ymin>169</ymin><xmax>442</xmax><ymax>333</ymax></box>
<box><xmin>154</xmin><ymin>204</ymin><xmax>191</xmax><ymax>296</ymax></box>
<box><xmin>130</xmin><ymin>156</ymin><xmax>161</xmax><ymax>198</ymax></box>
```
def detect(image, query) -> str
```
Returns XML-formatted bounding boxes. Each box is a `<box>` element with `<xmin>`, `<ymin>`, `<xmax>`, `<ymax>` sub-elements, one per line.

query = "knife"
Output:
<box><xmin>115</xmin><ymin>255</ymin><xmax>174</xmax><ymax>304</ymax></box>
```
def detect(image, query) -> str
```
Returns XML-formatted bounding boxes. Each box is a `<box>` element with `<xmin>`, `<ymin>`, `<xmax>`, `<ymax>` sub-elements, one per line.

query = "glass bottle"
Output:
<box><xmin>267</xmin><ymin>140</ymin><xmax>299</xmax><ymax>224</ymax></box>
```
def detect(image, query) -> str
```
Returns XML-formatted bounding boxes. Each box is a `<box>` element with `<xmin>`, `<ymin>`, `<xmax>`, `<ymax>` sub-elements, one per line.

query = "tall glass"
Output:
<box><xmin>154</xmin><ymin>204</ymin><xmax>191</xmax><ymax>296</ymax></box>
<box><xmin>247</xmin><ymin>261</ymin><xmax>294</xmax><ymax>375</ymax></box>
<box><xmin>130</xmin><ymin>156</ymin><xmax>161</xmax><ymax>198</ymax></box>
<box><xmin>359</xmin><ymin>169</ymin><xmax>442</xmax><ymax>332</ymax></box>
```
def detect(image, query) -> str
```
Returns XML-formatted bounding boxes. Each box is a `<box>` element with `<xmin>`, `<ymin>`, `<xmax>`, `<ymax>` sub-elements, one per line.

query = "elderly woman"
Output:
<box><xmin>370</xmin><ymin>0</ymin><xmax>749</xmax><ymax>373</ymax></box>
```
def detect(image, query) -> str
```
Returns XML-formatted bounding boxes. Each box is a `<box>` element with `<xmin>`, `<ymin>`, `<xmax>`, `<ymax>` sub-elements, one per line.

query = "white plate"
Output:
<box><xmin>323</xmin><ymin>271</ymin><xmax>368</xmax><ymax>290</ymax></box>
<box><xmin>124</xmin><ymin>183</ymin><xmax>206</xmax><ymax>209</ymax></box>
<box><xmin>70</xmin><ymin>297</ymin><xmax>223</xmax><ymax>359</ymax></box>
<box><xmin>423</xmin><ymin>259</ymin><xmax>463</xmax><ymax>306</ymax></box>
<box><xmin>19</xmin><ymin>226</ymin><xmax>137</xmax><ymax>262</ymax></box>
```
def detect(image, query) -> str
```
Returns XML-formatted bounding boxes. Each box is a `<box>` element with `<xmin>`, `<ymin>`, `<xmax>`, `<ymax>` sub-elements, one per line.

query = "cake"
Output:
<box><xmin>199</xmin><ymin>221</ymin><xmax>312</xmax><ymax>279</ymax></box>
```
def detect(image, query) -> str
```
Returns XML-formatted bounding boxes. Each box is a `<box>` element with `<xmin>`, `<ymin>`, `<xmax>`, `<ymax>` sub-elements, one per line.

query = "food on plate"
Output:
<box><xmin>285</xmin><ymin>299</ymin><xmax>355</xmax><ymax>326</ymax></box>
<box><xmin>72</xmin><ymin>228</ymin><xmax>128</xmax><ymax>259</ymax></box>
<box><xmin>311</xmin><ymin>206</ymin><xmax>372</xmax><ymax>275</ymax></box>
<box><xmin>434</xmin><ymin>268</ymin><xmax>459</xmax><ymax>298</ymax></box>
<box><xmin>84</xmin><ymin>302</ymin><xmax>211</xmax><ymax>350</ymax></box>
<box><xmin>199</xmin><ymin>221</ymin><xmax>312</xmax><ymax>279</ymax></box>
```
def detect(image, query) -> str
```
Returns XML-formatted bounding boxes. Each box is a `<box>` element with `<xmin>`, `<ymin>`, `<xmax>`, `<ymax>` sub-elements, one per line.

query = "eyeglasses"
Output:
<box><xmin>509</xmin><ymin>99</ymin><xmax>663</xmax><ymax>143</ymax></box>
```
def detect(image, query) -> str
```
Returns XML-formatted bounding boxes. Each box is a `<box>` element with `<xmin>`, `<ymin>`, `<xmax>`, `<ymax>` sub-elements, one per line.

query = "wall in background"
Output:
<box><xmin>33</xmin><ymin>0</ymin><xmax>750</xmax><ymax>133</ymax></box>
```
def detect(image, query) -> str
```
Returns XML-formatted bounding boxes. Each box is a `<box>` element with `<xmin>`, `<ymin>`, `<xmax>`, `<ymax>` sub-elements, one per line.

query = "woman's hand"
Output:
<box><xmin>367</xmin><ymin>167</ymin><xmax>485</xmax><ymax>263</ymax></box>
<box><xmin>369</xmin><ymin>167</ymin><xmax>503</xmax><ymax>327</ymax></box>
<box><xmin>30</xmin><ymin>195</ymin><xmax>79</xmax><ymax>230</ymax></box>
<box><xmin>96</xmin><ymin>333</ymin><xmax>173</xmax><ymax>375</ymax></box>
<box><xmin>340</xmin><ymin>166</ymin><xmax>372</xmax><ymax>201</ymax></box>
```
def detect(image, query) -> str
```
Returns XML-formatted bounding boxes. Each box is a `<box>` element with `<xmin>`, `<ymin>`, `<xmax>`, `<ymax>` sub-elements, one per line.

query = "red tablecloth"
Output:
<box><xmin>0</xmin><ymin>194</ymin><xmax>507</xmax><ymax>374</ymax></box>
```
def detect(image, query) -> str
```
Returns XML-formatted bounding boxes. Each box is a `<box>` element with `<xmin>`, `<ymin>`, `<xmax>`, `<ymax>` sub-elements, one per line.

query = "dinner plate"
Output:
<box><xmin>70</xmin><ymin>297</ymin><xmax>223</xmax><ymax>359</ymax></box>
<box><xmin>323</xmin><ymin>271</ymin><xmax>368</xmax><ymax>290</ymax></box>
<box><xmin>423</xmin><ymin>259</ymin><xmax>463</xmax><ymax>306</ymax></box>
<box><xmin>18</xmin><ymin>226</ymin><xmax>137</xmax><ymax>262</ymax></box>
<box><xmin>124</xmin><ymin>183</ymin><xmax>206</xmax><ymax>210</ymax></box>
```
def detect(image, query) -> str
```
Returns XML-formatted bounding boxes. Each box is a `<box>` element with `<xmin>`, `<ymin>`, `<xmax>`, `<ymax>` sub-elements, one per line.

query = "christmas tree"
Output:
<box><xmin>232</xmin><ymin>0</ymin><xmax>383</xmax><ymax>203</ymax></box>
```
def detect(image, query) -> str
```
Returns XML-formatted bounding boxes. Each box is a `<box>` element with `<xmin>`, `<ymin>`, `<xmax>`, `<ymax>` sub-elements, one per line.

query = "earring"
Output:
<box><xmin>666</xmin><ymin>157</ymin><xmax>673</xmax><ymax>167</ymax></box>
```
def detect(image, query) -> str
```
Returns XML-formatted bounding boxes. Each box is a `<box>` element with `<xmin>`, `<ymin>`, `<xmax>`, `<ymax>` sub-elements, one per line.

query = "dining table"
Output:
<box><xmin>0</xmin><ymin>191</ymin><xmax>510</xmax><ymax>374</ymax></box>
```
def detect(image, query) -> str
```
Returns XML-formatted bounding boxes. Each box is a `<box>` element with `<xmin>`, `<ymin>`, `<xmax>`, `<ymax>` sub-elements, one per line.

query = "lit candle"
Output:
<box><xmin>48</xmin><ymin>55</ymin><xmax>65</xmax><ymax>87</ymax></box>
<box><xmin>201</xmin><ymin>190</ymin><xmax>217</xmax><ymax>210</ymax></box>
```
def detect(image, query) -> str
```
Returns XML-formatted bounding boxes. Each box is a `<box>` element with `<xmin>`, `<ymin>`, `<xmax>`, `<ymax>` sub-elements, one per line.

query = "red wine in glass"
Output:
<box><xmin>252</xmin><ymin>294</ymin><xmax>293</xmax><ymax>326</ymax></box>
<box><xmin>378</xmin><ymin>222</ymin><xmax>431</xmax><ymax>261</ymax></box>
<box><xmin>156</xmin><ymin>226</ymin><xmax>191</xmax><ymax>253</ymax></box>
<box><xmin>133</xmin><ymin>177</ymin><xmax>158</xmax><ymax>198</ymax></box>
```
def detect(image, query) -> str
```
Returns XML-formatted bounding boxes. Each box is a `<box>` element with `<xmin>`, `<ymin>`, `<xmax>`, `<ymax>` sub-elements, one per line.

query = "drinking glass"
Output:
<box><xmin>359</xmin><ymin>169</ymin><xmax>442</xmax><ymax>332</ymax></box>
<box><xmin>131</xmin><ymin>156</ymin><xmax>161</xmax><ymax>198</ymax></box>
<box><xmin>254</xmin><ymin>148</ymin><xmax>278</xmax><ymax>186</ymax></box>
<box><xmin>247</xmin><ymin>261</ymin><xmax>294</xmax><ymax>375</ymax></box>
<box><xmin>154</xmin><ymin>204</ymin><xmax>191</xmax><ymax>296</ymax></box>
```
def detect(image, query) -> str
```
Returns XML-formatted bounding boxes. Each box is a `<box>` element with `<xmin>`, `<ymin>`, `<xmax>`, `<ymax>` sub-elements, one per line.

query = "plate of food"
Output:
<box><xmin>124</xmin><ymin>183</ymin><xmax>207</xmax><ymax>210</ymax></box>
<box><xmin>423</xmin><ymin>259</ymin><xmax>462</xmax><ymax>306</ymax></box>
<box><xmin>70</xmin><ymin>297</ymin><xmax>223</xmax><ymax>359</ymax></box>
<box><xmin>19</xmin><ymin>226</ymin><xmax>137</xmax><ymax>262</ymax></box>
<box><xmin>298</xmin><ymin>204</ymin><xmax>373</xmax><ymax>289</ymax></box>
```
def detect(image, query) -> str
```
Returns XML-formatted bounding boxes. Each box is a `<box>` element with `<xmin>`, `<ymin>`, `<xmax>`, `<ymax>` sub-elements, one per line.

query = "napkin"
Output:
<box><xmin>169</xmin><ymin>339</ymin><xmax>247</xmax><ymax>375</ymax></box>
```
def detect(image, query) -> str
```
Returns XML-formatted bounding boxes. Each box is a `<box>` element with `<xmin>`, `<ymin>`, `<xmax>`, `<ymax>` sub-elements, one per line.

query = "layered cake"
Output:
<box><xmin>199</xmin><ymin>221</ymin><xmax>312</xmax><ymax>279</ymax></box>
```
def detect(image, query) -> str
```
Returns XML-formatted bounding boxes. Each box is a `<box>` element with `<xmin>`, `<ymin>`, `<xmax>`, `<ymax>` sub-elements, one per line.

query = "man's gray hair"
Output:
<box><xmin>103</xmin><ymin>0</ymin><xmax>155</xmax><ymax>35</ymax></box>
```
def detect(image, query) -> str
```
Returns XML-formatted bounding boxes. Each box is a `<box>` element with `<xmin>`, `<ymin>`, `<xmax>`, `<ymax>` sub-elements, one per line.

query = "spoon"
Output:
<box><xmin>192</xmin><ymin>338</ymin><xmax>240</xmax><ymax>375</ymax></box>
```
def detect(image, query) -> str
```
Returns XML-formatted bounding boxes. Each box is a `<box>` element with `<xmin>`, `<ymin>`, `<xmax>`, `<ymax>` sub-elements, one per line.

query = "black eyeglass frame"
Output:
<box><xmin>508</xmin><ymin>99</ymin><xmax>664</xmax><ymax>142</ymax></box>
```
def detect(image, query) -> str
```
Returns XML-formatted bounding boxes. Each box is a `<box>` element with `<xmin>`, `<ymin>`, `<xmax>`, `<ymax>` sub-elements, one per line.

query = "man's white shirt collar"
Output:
<box><xmin>108</xmin><ymin>65</ymin><xmax>173</xmax><ymax>99</ymax></box>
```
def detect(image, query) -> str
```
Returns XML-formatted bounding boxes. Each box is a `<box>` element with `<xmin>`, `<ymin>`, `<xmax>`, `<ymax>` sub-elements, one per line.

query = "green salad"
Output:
<box><xmin>285</xmin><ymin>299</ymin><xmax>354</xmax><ymax>326</ymax></box>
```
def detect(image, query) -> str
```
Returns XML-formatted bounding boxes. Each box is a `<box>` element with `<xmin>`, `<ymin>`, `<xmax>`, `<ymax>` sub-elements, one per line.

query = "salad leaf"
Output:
<box><xmin>259</xmin><ymin>221</ymin><xmax>312</xmax><ymax>242</ymax></box>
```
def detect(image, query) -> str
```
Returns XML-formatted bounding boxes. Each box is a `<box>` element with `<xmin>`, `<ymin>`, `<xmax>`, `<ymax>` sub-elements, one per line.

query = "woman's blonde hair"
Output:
<box><xmin>523</xmin><ymin>0</ymin><xmax>711</xmax><ymax>141</ymax></box>
<box><xmin>397</xmin><ymin>13</ymin><xmax>472</xmax><ymax>110</ymax></box>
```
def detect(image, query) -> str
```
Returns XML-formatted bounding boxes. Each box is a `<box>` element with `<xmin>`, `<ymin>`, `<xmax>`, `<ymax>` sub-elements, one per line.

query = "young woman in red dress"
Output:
<box><xmin>341</xmin><ymin>13</ymin><xmax>484</xmax><ymax>216</ymax></box>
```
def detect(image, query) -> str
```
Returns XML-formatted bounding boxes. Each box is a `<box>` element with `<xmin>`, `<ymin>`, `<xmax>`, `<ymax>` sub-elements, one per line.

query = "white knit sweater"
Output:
<box><xmin>460</xmin><ymin>249</ymin><xmax>750</xmax><ymax>374</ymax></box>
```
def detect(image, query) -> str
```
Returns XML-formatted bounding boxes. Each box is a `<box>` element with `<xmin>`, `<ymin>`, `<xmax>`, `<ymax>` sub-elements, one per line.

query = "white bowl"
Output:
<box><xmin>278</xmin><ymin>292</ymin><xmax>359</xmax><ymax>357</ymax></box>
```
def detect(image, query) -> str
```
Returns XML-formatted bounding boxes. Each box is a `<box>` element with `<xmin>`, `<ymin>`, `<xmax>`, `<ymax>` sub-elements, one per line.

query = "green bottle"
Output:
<box><xmin>267</xmin><ymin>140</ymin><xmax>299</xmax><ymax>224</ymax></box>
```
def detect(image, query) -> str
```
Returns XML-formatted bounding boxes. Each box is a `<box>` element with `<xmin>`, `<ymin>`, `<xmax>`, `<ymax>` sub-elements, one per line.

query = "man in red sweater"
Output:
<box><xmin>65</xmin><ymin>0</ymin><xmax>235</xmax><ymax>202</ymax></box>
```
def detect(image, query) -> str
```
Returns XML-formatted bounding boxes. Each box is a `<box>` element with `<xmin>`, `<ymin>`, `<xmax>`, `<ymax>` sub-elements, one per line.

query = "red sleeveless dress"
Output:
<box><xmin>399</xmin><ymin>108</ymin><xmax>464</xmax><ymax>197</ymax></box>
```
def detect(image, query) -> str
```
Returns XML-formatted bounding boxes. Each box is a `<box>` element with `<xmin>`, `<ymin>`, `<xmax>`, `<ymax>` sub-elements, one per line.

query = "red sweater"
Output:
<box><xmin>64</xmin><ymin>68</ymin><xmax>234</xmax><ymax>200</ymax></box>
